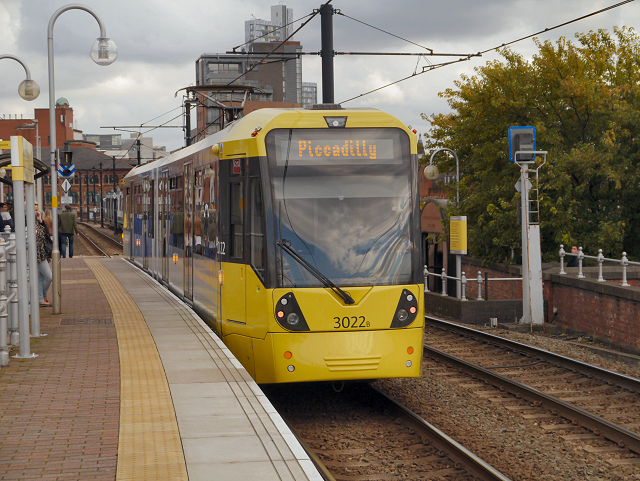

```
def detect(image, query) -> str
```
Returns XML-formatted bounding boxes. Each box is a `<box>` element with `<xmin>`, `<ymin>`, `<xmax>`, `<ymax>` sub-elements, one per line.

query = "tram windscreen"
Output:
<box><xmin>266</xmin><ymin>128</ymin><xmax>415</xmax><ymax>287</ymax></box>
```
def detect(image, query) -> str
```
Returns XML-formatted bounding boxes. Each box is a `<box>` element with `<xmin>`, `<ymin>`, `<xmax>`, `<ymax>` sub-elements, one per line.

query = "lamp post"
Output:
<box><xmin>424</xmin><ymin>148</ymin><xmax>460</xmax><ymax>204</ymax></box>
<box><xmin>48</xmin><ymin>4</ymin><xmax>117</xmax><ymax>314</ymax></box>
<box><xmin>424</xmin><ymin>148</ymin><xmax>462</xmax><ymax>297</ymax></box>
<box><xmin>0</xmin><ymin>54</ymin><xmax>41</xmax><ymax>102</ymax></box>
<box><xmin>0</xmin><ymin>55</ymin><xmax>40</xmax><ymax>203</ymax></box>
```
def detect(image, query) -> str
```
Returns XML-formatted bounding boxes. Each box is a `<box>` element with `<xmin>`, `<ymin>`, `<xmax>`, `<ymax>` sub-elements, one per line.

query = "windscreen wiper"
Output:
<box><xmin>277</xmin><ymin>240</ymin><xmax>355</xmax><ymax>305</ymax></box>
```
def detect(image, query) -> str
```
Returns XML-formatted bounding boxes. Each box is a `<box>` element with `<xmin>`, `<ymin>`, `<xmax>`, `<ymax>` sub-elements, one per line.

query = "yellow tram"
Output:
<box><xmin>123</xmin><ymin>106</ymin><xmax>424</xmax><ymax>383</ymax></box>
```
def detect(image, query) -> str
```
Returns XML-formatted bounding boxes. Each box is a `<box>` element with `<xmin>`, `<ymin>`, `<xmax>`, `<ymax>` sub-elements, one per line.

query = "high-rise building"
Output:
<box><xmin>194</xmin><ymin>4</ymin><xmax>307</xmax><ymax>140</ymax></box>
<box><xmin>301</xmin><ymin>82</ymin><xmax>318</xmax><ymax>108</ymax></box>
<box><xmin>245</xmin><ymin>5</ymin><xmax>293</xmax><ymax>45</ymax></box>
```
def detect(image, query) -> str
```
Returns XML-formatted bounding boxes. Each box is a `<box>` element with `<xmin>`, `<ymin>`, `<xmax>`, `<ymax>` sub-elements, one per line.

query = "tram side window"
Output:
<box><xmin>249</xmin><ymin>177</ymin><xmax>264</xmax><ymax>280</ymax></box>
<box><xmin>230</xmin><ymin>182</ymin><xmax>243</xmax><ymax>259</ymax></box>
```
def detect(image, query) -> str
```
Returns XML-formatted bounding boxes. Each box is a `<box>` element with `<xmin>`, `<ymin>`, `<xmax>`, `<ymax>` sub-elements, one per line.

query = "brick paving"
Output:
<box><xmin>0</xmin><ymin>258</ymin><xmax>119</xmax><ymax>480</ymax></box>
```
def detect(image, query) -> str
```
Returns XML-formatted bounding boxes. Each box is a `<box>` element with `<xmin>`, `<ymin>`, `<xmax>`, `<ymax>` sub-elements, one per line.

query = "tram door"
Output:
<box><xmin>142</xmin><ymin>176</ymin><xmax>151</xmax><ymax>270</ymax></box>
<box><xmin>160</xmin><ymin>169</ymin><xmax>169</xmax><ymax>283</ymax></box>
<box><xmin>183</xmin><ymin>162</ymin><xmax>194</xmax><ymax>301</ymax></box>
<box><xmin>126</xmin><ymin>184</ymin><xmax>133</xmax><ymax>261</ymax></box>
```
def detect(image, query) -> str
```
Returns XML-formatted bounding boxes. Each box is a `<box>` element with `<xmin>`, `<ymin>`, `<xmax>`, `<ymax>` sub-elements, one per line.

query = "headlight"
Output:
<box><xmin>390</xmin><ymin>289</ymin><xmax>419</xmax><ymax>328</ymax></box>
<box><xmin>275</xmin><ymin>292</ymin><xmax>309</xmax><ymax>331</ymax></box>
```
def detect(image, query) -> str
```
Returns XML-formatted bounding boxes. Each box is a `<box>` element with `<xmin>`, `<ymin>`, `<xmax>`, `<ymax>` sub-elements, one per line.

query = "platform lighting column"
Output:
<box><xmin>425</xmin><ymin>148</ymin><xmax>462</xmax><ymax>298</ymax></box>
<box><xmin>47</xmin><ymin>4</ymin><xmax>117</xmax><ymax>314</ymax></box>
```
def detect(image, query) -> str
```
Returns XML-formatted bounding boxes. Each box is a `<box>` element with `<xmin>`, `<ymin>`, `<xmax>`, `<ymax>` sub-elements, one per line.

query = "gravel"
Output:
<box><xmin>374</xmin><ymin>322</ymin><xmax>640</xmax><ymax>480</ymax></box>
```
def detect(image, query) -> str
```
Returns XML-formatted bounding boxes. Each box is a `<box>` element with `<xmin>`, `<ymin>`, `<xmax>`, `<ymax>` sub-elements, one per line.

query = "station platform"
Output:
<box><xmin>0</xmin><ymin>257</ymin><xmax>322</xmax><ymax>481</ymax></box>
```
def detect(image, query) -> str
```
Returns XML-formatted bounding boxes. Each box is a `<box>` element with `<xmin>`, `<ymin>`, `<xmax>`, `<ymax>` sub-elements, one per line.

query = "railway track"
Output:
<box><xmin>425</xmin><ymin>316</ymin><xmax>640</xmax><ymax>466</ymax></box>
<box><xmin>265</xmin><ymin>382</ymin><xmax>510</xmax><ymax>481</ymax></box>
<box><xmin>77</xmin><ymin>222</ymin><xmax>123</xmax><ymax>257</ymax></box>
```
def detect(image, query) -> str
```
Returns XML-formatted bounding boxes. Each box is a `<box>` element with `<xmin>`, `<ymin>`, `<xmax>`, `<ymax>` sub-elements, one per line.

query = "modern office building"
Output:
<box><xmin>194</xmin><ymin>4</ymin><xmax>307</xmax><ymax>140</ymax></box>
<box><xmin>301</xmin><ymin>82</ymin><xmax>318</xmax><ymax>108</ymax></box>
<box><xmin>245</xmin><ymin>5</ymin><xmax>293</xmax><ymax>44</ymax></box>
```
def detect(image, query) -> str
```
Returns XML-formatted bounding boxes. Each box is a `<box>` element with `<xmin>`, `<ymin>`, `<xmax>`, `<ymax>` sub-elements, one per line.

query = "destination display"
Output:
<box><xmin>270</xmin><ymin>129</ymin><xmax>403</xmax><ymax>166</ymax></box>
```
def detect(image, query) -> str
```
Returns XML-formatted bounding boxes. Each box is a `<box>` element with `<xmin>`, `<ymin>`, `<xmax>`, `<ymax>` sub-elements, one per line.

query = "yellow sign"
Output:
<box><xmin>0</xmin><ymin>140</ymin><xmax>10</xmax><ymax>150</ymax></box>
<box><xmin>10</xmin><ymin>136</ymin><xmax>34</xmax><ymax>184</ymax></box>
<box><xmin>450</xmin><ymin>216</ymin><xmax>468</xmax><ymax>255</ymax></box>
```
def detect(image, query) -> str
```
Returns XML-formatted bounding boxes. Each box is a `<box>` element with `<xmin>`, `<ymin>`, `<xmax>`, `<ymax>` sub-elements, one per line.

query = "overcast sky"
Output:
<box><xmin>2</xmin><ymin>0</ymin><xmax>639</xmax><ymax>153</ymax></box>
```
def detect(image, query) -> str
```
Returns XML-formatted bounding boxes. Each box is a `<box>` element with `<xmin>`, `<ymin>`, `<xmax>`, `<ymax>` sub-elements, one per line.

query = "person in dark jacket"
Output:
<box><xmin>58</xmin><ymin>204</ymin><xmax>79</xmax><ymax>258</ymax></box>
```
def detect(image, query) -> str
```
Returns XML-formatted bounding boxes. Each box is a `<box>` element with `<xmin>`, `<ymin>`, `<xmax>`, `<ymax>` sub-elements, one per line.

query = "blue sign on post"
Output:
<box><xmin>58</xmin><ymin>163</ymin><xmax>75</xmax><ymax>178</ymax></box>
<box><xmin>508</xmin><ymin>126</ymin><xmax>536</xmax><ymax>162</ymax></box>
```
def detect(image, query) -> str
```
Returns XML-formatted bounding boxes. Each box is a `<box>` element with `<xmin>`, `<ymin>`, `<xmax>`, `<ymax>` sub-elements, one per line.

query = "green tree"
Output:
<box><xmin>423</xmin><ymin>27</ymin><xmax>640</xmax><ymax>262</ymax></box>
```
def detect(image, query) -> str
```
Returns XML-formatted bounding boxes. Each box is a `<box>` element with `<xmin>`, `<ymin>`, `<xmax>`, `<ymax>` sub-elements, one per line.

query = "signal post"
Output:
<box><xmin>509</xmin><ymin>127</ymin><xmax>547</xmax><ymax>326</ymax></box>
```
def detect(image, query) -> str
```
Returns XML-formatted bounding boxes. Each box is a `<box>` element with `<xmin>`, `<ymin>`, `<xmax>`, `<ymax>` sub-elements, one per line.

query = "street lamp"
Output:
<box><xmin>424</xmin><ymin>148</ymin><xmax>460</xmax><ymax>204</ymax></box>
<box><xmin>0</xmin><ymin>54</ymin><xmax>41</xmax><ymax>101</ymax></box>
<box><xmin>48</xmin><ymin>4</ymin><xmax>117</xmax><ymax>314</ymax></box>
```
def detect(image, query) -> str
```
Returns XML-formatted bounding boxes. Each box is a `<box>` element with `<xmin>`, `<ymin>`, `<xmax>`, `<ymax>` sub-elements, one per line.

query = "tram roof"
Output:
<box><xmin>125</xmin><ymin>107</ymin><xmax>415</xmax><ymax>180</ymax></box>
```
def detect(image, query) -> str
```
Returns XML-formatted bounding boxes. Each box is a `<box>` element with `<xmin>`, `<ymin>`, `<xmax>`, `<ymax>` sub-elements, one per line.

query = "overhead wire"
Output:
<box><xmin>340</xmin><ymin>0</ymin><xmax>637</xmax><ymax>104</ymax></box>
<box><xmin>226</xmin><ymin>0</ymin><xmax>333</xmax><ymax>86</ymax></box>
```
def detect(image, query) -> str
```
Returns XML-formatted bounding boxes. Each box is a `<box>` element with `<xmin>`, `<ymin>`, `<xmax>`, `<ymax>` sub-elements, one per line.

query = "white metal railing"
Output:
<box><xmin>559</xmin><ymin>245</ymin><xmax>640</xmax><ymax>286</ymax></box>
<box><xmin>423</xmin><ymin>265</ymin><xmax>523</xmax><ymax>301</ymax></box>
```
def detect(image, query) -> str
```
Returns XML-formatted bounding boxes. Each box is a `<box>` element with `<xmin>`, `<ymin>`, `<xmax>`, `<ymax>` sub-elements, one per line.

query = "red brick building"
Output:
<box><xmin>0</xmin><ymin>99</ymin><xmax>132</xmax><ymax>216</ymax></box>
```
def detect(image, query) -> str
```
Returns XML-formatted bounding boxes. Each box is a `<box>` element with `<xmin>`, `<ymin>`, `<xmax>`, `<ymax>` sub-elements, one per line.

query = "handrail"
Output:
<box><xmin>559</xmin><ymin>245</ymin><xmax>640</xmax><ymax>285</ymax></box>
<box><xmin>423</xmin><ymin>266</ymin><xmax>522</xmax><ymax>301</ymax></box>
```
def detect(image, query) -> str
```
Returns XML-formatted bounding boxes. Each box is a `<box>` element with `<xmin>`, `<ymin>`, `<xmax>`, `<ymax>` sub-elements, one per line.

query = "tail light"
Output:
<box><xmin>275</xmin><ymin>292</ymin><xmax>309</xmax><ymax>332</ymax></box>
<box><xmin>390</xmin><ymin>289</ymin><xmax>418</xmax><ymax>328</ymax></box>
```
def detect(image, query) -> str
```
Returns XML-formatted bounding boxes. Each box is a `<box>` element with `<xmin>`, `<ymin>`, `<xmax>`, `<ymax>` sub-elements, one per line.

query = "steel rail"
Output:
<box><xmin>79</xmin><ymin>222</ymin><xmax>123</xmax><ymax>248</ymax></box>
<box><xmin>426</xmin><ymin>316</ymin><xmax>640</xmax><ymax>393</ymax></box>
<box><xmin>372</xmin><ymin>387</ymin><xmax>512</xmax><ymax>481</ymax></box>
<box><xmin>77</xmin><ymin>228</ymin><xmax>110</xmax><ymax>258</ymax></box>
<box><xmin>424</xmin><ymin>344</ymin><xmax>640</xmax><ymax>454</ymax></box>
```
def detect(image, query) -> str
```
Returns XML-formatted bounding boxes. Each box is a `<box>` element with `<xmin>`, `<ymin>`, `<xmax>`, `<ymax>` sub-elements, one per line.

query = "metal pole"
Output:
<box><xmin>92</xmin><ymin>167</ymin><xmax>96</xmax><ymax>223</ymax></box>
<box><xmin>85</xmin><ymin>172</ymin><xmax>89</xmax><ymax>223</ymax></box>
<box><xmin>113</xmin><ymin>156</ymin><xmax>118</xmax><ymax>235</ymax></box>
<box><xmin>48</xmin><ymin>3</ymin><xmax>113</xmax><ymax>315</ymax></box>
<box><xmin>320</xmin><ymin>3</ymin><xmax>334</xmax><ymax>104</ymax></box>
<box><xmin>12</xmin><ymin>178</ymin><xmax>35</xmax><ymax>358</ymax></box>
<box><xmin>100</xmin><ymin>161</ymin><xmax>104</xmax><ymax>228</ymax></box>
<box><xmin>185</xmin><ymin>101</ymin><xmax>192</xmax><ymax>146</ymax></box>
<box><xmin>79</xmin><ymin>169</ymin><xmax>83</xmax><ymax>222</ymax></box>
<box><xmin>137</xmin><ymin>139</ymin><xmax>141</xmax><ymax>166</ymax></box>
<box><xmin>26</xmin><ymin>184</ymin><xmax>41</xmax><ymax>337</ymax></box>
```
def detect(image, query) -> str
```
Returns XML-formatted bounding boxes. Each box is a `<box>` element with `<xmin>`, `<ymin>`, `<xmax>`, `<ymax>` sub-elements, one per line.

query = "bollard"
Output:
<box><xmin>559</xmin><ymin>244</ymin><xmax>566</xmax><ymax>275</ymax></box>
<box><xmin>461</xmin><ymin>271</ymin><xmax>467</xmax><ymax>301</ymax></box>
<box><xmin>423</xmin><ymin>265</ymin><xmax>429</xmax><ymax>293</ymax></box>
<box><xmin>441</xmin><ymin>268</ymin><xmax>447</xmax><ymax>296</ymax></box>
<box><xmin>622</xmin><ymin>252</ymin><xmax>629</xmax><ymax>287</ymax></box>
<box><xmin>597</xmin><ymin>249</ymin><xmax>605</xmax><ymax>282</ymax></box>
<box><xmin>477</xmin><ymin>271</ymin><xmax>483</xmax><ymax>301</ymax></box>
<box><xmin>577</xmin><ymin>247</ymin><xmax>585</xmax><ymax>279</ymax></box>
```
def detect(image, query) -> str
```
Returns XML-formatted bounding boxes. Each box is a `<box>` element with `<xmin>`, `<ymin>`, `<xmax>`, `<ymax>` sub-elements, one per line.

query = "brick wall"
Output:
<box><xmin>449</xmin><ymin>259</ymin><xmax>640</xmax><ymax>353</ymax></box>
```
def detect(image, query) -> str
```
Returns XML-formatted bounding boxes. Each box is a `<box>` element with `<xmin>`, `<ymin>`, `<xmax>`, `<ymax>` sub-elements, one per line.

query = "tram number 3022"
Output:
<box><xmin>334</xmin><ymin>316</ymin><xmax>369</xmax><ymax>329</ymax></box>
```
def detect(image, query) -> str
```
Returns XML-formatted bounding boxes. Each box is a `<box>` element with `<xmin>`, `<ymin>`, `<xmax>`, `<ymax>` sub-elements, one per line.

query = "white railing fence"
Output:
<box><xmin>559</xmin><ymin>245</ymin><xmax>640</xmax><ymax>286</ymax></box>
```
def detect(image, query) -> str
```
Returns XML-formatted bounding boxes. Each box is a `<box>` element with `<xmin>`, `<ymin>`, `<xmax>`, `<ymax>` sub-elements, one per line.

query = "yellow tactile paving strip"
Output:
<box><xmin>85</xmin><ymin>258</ymin><xmax>188</xmax><ymax>481</ymax></box>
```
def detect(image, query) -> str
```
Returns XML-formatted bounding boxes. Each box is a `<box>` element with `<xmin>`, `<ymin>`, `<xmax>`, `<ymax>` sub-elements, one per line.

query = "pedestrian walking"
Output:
<box><xmin>59</xmin><ymin>204</ymin><xmax>79</xmax><ymax>258</ymax></box>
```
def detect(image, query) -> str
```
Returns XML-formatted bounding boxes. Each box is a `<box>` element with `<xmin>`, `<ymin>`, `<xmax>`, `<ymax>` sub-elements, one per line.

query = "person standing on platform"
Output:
<box><xmin>59</xmin><ymin>204</ymin><xmax>79</xmax><ymax>258</ymax></box>
<box><xmin>0</xmin><ymin>202</ymin><xmax>13</xmax><ymax>231</ymax></box>
<box><xmin>43</xmin><ymin>208</ymin><xmax>53</xmax><ymax>239</ymax></box>
<box><xmin>36</xmin><ymin>208</ymin><xmax>52</xmax><ymax>307</ymax></box>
